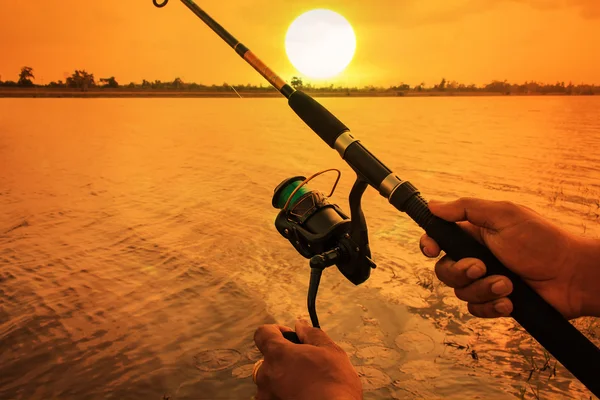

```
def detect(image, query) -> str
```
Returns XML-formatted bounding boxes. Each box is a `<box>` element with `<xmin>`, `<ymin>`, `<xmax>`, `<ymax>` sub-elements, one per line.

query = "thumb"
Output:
<box><xmin>295</xmin><ymin>320</ymin><xmax>337</xmax><ymax>348</ymax></box>
<box><xmin>428</xmin><ymin>197</ymin><xmax>522</xmax><ymax>232</ymax></box>
<box><xmin>254</xmin><ymin>324</ymin><xmax>292</xmax><ymax>357</ymax></box>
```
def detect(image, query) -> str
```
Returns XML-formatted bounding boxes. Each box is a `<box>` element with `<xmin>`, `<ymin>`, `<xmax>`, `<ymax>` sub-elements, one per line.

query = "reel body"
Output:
<box><xmin>272</xmin><ymin>171</ymin><xmax>376</xmax><ymax>328</ymax></box>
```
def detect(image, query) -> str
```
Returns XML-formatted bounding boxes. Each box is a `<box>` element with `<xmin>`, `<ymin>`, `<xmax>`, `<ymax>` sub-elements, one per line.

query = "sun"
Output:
<box><xmin>285</xmin><ymin>9</ymin><xmax>356</xmax><ymax>79</ymax></box>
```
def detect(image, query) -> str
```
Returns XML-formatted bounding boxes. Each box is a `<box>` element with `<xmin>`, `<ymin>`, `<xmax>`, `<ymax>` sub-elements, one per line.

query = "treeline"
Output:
<box><xmin>1</xmin><ymin>66</ymin><xmax>598</xmax><ymax>95</ymax></box>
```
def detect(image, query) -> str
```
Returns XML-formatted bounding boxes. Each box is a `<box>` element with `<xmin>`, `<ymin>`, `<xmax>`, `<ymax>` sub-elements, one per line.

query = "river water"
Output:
<box><xmin>1</xmin><ymin>96</ymin><xmax>599</xmax><ymax>399</ymax></box>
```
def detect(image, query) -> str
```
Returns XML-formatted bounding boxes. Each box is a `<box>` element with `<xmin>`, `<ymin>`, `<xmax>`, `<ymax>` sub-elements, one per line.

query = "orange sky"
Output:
<box><xmin>1</xmin><ymin>0</ymin><xmax>598</xmax><ymax>87</ymax></box>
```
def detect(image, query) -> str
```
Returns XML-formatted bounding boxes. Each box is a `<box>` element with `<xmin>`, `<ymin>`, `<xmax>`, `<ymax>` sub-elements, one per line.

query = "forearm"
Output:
<box><xmin>576</xmin><ymin>237</ymin><xmax>600</xmax><ymax>318</ymax></box>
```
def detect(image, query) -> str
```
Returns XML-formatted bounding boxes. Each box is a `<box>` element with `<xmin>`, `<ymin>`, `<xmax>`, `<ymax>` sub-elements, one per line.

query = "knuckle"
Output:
<box><xmin>455</xmin><ymin>281</ymin><xmax>489</xmax><ymax>303</ymax></box>
<box><xmin>467</xmin><ymin>302</ymin><xmax>481</xmax><ymax>317</ymax></box>
<box><xmin>264</xmin><ymin>341</ymin><xmax>285</xmax><ymax>357</ymax></box>
<box><xmin>498</xmin><ymin>200</ymin><xmax>515</xmax><ymax>208</ymax></box>
<box><xmin>468</xmin><ymin>302</ymin><xmax>494</xmax><ymax>318</ymax></box>
<box><xmin>461</xmin><ymin>257</ymin><xmax>481</xmax><ymax>268</ymax></box>
<box><xmin>434</xmin><ymin>261</ymin><xmax>444</xmax><ymax>276</ymax></box>
<box><xmin>434</xmin><ymin>262</ymin><xmax>452</xmax><ymax>285</ymax></box>
<box><xmin>481</xmin><ymin>303</ymin><xmax>497</xmax><ymax>318</ymax></box>
<box><xmin>503</xmin><ymin>278</ymin><xmax>514</xmax><ymax>293</ymax></box>
<box><xmin>473</xmin><ymin>259</ymin><xmax>486</xmax><ymax>272</ymax></box>
<box><xmin>435</xmin><ymin>255</ymin><xmax>453</xmax><ymax>270</ymax></box>
<box><xmin>253</xmin><ymin>325</ymin><xmax>268</xmax><ymax>342</ymax></box>
<box><xmin>454</xmin><ymin>287</ymin><xmax>469</xmax><ymax>301</ymax></box>
<box><xmin>459</xmin><ymin>196</ymin><xmax>476</xmax><ymax>205</ymax></box>
<box><xmin>494</xmin><ymin>298</ymin><xmax>513</xmax><ymax>316</ymax></box>
<box><xmin>477</xmin><ymin>281</ymin><xmax>491</xmax><ymax>299</ymax></box>
<box><xmin>444</xmin><ymin>263</ymin><xmax>469</xmax><ymax>287</ymax></box>
<box><xmin>498</xmin><ymin>200</ymin><xmax>521</xmax><ymax>215</ymax></box>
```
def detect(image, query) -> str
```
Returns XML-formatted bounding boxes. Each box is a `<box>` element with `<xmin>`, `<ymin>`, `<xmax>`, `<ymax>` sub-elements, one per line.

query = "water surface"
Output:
<box><xmin>1</xmin><ymin>96</ymin><xmax>599</xmax><ymax>399</ymax></box>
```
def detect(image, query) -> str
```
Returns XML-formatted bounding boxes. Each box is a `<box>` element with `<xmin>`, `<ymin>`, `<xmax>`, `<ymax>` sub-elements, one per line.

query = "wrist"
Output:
<box><xmin>574</xmin><ymin>237</ymin><xmax>600</xmax><ymax>318</ymax></box>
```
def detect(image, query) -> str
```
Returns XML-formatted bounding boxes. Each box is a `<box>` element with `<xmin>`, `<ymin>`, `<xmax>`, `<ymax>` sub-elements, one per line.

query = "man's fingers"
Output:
<box><xmin>467</xmin><ymin>298</ymin><xmax>513</xmax><ymax>318</ymax></box>
<box><xmin>419</xmin><ymin>222</ymin><xmax>483</xmax><ymax>259</ymax></box>
<box><xmin>428</xmin><ymin>198</ymin><xmax>523</xmax><ymax>231</ymax></box>
<box><xmin>454</xmin><ymin>275</ymin><xmax>513</xmax><ymax>304</ymax></box>
<box><xmin>254</xmin><ymin>324</ymin><xmax>292</xmax><ymax>357</ymax></box>
<box><xmin>419</xmin><ymin>234</ymin><xmax>440</xmax><ymax>258</ymax></box>
<box><xmin>295</xmin><ymin>320</ymin><xmax>337</xmax><ymax>348</ymax></box>
<box><xmin>434</xmin><ymin>256</ymin><xmax>486</xmax><ymax>288</ymax></box>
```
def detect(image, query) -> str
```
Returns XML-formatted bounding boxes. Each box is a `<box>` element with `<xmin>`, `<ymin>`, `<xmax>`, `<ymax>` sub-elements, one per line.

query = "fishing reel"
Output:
<box><xmin>272</xmin><ymin>169</ymin><xmax>376</xmax><ymax>329</ymax></box>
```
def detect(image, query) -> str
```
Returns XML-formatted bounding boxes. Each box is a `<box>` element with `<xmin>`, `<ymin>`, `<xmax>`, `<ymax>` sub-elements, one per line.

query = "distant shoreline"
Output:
<box><xmin>0</xmin><ymin>88</ymin><xmax>593</xmax><ymax>98</ymax></box>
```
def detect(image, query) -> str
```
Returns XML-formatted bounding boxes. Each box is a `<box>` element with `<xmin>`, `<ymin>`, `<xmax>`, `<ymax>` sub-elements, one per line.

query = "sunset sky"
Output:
<box><xmin>1</xmin><ymin>0</ymin><xmax>598</xmax><ymax>87</ymax></box>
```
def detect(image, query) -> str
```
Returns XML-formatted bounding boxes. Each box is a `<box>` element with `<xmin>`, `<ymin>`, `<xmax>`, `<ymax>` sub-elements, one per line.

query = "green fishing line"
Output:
<box><xmin>274</xmin><ymin>180</ymin><xmax>310</xmax><ymax>209</ymax></box>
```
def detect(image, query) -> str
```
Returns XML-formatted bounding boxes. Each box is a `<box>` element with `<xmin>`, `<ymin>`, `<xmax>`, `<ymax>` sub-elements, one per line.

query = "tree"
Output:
<box><xmin>447</xmin><ymin>80</ymin><xmax>459</xmax><ymax>90</ymax></box>
<box><xmin>435</xmin><ymin>78</ymin><xmax>446</xmax><ymax>91</ymax></box>
<box><xmin>18</xmin><ymin>66</ymin><xmax>35</xmax><ymax>86</ymax></box>
<box><xmin>566</xmin><ymin>81</ymin><xmax>574</xmax><ymax>95</ymax></box>
<box><xmin>393</xmin><ymin>82</ymin><xmax>410</xmax><ymax>91</ymax></box>
<box><xmin>66</xmin><ymin>70</ymin><xmax>95</xmax><ymax>91</ymax></box>
<box><xmin>48</xmin><ymin>80</ymin><xmax>65</xmax><ymax>88</ymax></box>
<box><xmin>291</xmin><ymin>76</ymin><xmax>303</xmax><ymax>89</ymax></box>
<box><xmin>484</xmin><ymin>80</ymin><xmax>510</xmax><ymax>93</ymax></box>
<box><xmin>99</xmin><ymin>76</ymin><xmax>119</xmax><ymax>88</ymax></box>
<box><xmin>172</xmin><ymin>77</ymin><xmax>183</xmax><ymax>89</ymax></box>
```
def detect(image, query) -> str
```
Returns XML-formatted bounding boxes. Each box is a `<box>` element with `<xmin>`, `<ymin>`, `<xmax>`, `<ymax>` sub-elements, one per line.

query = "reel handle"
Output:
<box><xmin>283</xmin><ymin>331</ymin><xmax>302</xmax><ymax>344</ymax></box>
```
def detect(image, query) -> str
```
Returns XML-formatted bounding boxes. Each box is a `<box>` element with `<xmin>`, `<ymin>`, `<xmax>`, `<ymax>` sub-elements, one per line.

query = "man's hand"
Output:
<box><xmin>253</xmin><ymin>320</ymin><xmax>362</xmax><ymax>400</ymax></box>
<box><xmin>420</xmin><ymin>198</ymin><xmax>600</xmax><ymax>320</ymax></box>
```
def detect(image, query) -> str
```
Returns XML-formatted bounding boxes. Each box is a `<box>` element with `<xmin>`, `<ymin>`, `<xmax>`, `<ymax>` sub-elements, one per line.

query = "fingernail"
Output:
<box><xmin>491</xmin><ymin>280</ymin><xmax>508</xmax><ymax>295</ymax></box>
<box><xmin>494</xmin><ymin>301</ymin><xmax>510</xmax><ymax>315</ymax></box>
<box><xmin>297</xmin><ymin>319</ymin><xmax>310</xmax><ymax>326</ymax></box>
<box><xmin>423</xmin><ymin>247</ymin><xmax>434</xmax><ymax>257</ymax></box>
<box><xmin>466</xmin><ymin>264</ymin><xmax>484</xmax><ymax>279</ymax></box>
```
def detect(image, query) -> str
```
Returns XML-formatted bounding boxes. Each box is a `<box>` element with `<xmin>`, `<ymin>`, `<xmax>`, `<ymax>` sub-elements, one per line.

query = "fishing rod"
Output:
<box><xmin>152</xmin><ymin>0</ymin><xmax>600</xmax><ymax>395</ymax></box>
